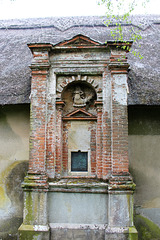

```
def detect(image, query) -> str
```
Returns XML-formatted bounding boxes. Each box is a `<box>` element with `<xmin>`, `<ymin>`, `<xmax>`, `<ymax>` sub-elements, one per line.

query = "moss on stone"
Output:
<box><xmin>18</xmin><ymin>224</ymin><xmax>50</xmax><ymax>240</ymax></box>
<box><xmin>19</xmin><ymin>231</ymin><xmax>39</xmax><ymax>240</ymax></box>
<box><xmin>134</xmin><ymin>214</ymin><xmax>160</xmax><ymax>240</ymax></box>
<box><xmin>24</xmin><ymin>192</ymin><xmax>34</xmax><ymax>224</ymax></box>
<box><xmin>128</xmin><ymin>227</ymin><xmax>138</xmax><ymax>240</ymax></box>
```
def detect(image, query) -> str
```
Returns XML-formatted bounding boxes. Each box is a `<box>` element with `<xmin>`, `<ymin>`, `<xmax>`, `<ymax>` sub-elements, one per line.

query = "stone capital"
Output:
<box><xmin>108</xmin><ymin>62</ymin><xmax>130</xmax><ymax>74</ymax></box>
<box><xmin>22</xmin><ymin>172</ymin><xmax>49</xmax><ymax>191</ymax></box>
<box><xmin>108</xmin><ymin>174</ymin><xmax>136</xmax><ymax>192</ymax></box>
<box><xmin>28</xmin><ymin>43</ymin><xmax>52</xmax><ymax>71</ymax></box>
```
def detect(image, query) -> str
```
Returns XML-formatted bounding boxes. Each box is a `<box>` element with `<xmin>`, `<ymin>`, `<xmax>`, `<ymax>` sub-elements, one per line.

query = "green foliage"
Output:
<box><xmin>98</xmin><ymin>0</ymin><xmax>150</xmax><ymax>59</ymax></box>
<box><xmin>98</xmin><ymin>0</ymin><xmax>150</xmax><ymax>18</ymax></box>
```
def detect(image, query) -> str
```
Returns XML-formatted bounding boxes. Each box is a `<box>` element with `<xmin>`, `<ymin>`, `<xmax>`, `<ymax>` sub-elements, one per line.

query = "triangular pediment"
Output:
<box><xmin>54</xmin><ymin>34</ymin><xmax>101</xmax><ymax>48</ymax></box>
<box><xmin>63</xmin><ymin>108</ymin><xmax>97</xmax><ymax>121</ymax></box>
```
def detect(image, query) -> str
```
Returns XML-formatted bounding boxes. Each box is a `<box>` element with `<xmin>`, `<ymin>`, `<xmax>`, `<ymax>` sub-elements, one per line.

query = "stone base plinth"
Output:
<box><xmin>18</xmin><ymin>224</ymin><xmax>50</xmax><ymax>240</ymax></box>
<box><xmin>48</xmin><ymin>180</ymin><xmax>137</xmax><ymax>240</ymax></box>
<box><xmin>50</xmin><ymin>223</ymin><xmax>105</xmax><ymax>240</ymax></box>
<box><xmin>50</xmin><ymin>224</ymin><xmax>138</xmax><ymax>240</ymax></box>
<box><xmin>105</xmin><ymin>226</ymin><xmax>138</xmax><ymax>240</ymax></box>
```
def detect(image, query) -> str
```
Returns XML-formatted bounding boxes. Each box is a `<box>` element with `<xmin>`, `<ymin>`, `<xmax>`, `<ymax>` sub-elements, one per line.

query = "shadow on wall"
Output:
<box><xmin>0</xmin><ymin>161</ymin><xmax>28</xmax><ymax>240</ymax></box>
<box><xmin>128</xmin><ymin>106</ymin><xmax>160</xmax><ymax>240</ymax></box>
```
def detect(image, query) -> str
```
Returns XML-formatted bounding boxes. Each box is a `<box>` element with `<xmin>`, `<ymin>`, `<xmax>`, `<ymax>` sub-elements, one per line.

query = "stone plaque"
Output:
<box><xmin>71</xmin><ymin>151</ymin><xmax>88</xmax><ymax>172</ymax></box>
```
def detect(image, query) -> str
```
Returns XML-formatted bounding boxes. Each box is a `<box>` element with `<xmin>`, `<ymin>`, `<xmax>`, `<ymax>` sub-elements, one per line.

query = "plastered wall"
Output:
<box><xmin>128</xmin><ymin>106</ymin><xmax>160</xmax><ymax>229</ymax></box>
<box><xmin>0</xmin><ymin>105</ymin><xmax>29</xmax><ymax>239</ymax></box>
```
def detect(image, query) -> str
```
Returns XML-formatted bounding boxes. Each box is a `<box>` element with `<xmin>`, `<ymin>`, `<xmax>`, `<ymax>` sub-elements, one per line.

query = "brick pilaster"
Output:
<box><xmin>102</xmin><ymin>111</ymin><xmax>112</xmax><ymax>179</ymax></box>
<box><xmin>108</xmin><ymin>50</ymin><xmax>130</xmax><ymax>176</ymax></box>
<box><xmin>46</xmin><ymin>100</ymin><xmax>56</xmax><ymax>178</ymax></box>
<box><xmin>102</xmin><ymin>72</ymin><xmax>112</xmax><ymax>180</ymax></box>
<box><xmin>27</xmin><ymin>44</ymin><xmax>52</xmax><ymax>176</ymax></box>
<box><xmin>56</xmin><ymin>101</ymin><xmax>65</xmax><ymax>177</ymax></box>
<box><xmin>95</xmin><ymin>101</ymin><xmax>103</xmax><ymax>179</ymax></box>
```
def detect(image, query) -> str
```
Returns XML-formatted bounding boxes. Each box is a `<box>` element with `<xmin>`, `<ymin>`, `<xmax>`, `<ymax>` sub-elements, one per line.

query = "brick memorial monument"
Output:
<box><xmin>18</xmin><ymin>35</ymin><xmax>138</xmax><ymax>240</ymax></box>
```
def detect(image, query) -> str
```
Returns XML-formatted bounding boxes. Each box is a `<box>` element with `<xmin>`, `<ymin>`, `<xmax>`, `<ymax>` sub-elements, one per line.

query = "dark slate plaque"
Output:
<box><xmin>71</xmin><ymin>151</ymin><xmax>88</xmax><ymax>172</ymax></box>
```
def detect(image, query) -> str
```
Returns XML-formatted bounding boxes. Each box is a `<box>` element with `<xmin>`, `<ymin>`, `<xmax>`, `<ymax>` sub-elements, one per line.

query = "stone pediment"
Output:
<box><xmin>54</xmin><ymin>34</ymin><xmax>102</xmax><ymax>48</ymax></box>
<box><xmin>63</xmin><ymin>108</ymin><xmax>97</xmax><ymax>121</ymax></box>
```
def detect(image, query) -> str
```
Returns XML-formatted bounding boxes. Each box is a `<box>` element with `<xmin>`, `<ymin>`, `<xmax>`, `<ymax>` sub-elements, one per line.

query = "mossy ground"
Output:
<box><xmin>134</xmin><ymin>215</ymin><xmax>160</xmax><ymax>240</ymax></box>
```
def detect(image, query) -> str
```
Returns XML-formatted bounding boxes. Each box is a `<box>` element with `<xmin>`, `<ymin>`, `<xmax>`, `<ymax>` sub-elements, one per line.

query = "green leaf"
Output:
<box><xmin>98</xmin><ymin>0</ymin><xmax>148</xmax><ymax>59</ymax></box>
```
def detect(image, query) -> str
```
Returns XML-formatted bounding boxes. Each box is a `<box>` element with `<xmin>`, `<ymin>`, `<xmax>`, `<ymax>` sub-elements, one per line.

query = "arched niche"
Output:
<box><xmin>61</xmin><ymin>80</ymin><xmax>97</xmax><ymax>115</ymax></box>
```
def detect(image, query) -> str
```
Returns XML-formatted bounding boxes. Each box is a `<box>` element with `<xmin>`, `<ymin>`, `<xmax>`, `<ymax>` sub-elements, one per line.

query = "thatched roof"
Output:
<box><xmin>0</xmin><ymin>15</ymin><xmax>159</xmax><ymax>105</ymax></box>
